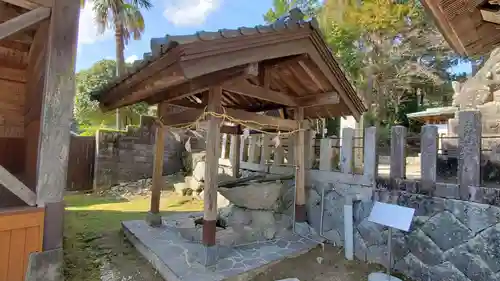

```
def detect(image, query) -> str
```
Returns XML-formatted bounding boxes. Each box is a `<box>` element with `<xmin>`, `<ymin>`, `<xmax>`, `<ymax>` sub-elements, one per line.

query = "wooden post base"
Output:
<box><xmin>146</xmin><ymin>211</ymin><xmax>162</xmax><ymax>227</ymax></box>
<box><xmin>295</xmin><ymin>204</ymin><xmax>307</xmax><ymax>222</ymax></box>
<box><xmin>202</xmin><ymin>219</ymin><xmax>217</xmax><ymax>246</ymax></box>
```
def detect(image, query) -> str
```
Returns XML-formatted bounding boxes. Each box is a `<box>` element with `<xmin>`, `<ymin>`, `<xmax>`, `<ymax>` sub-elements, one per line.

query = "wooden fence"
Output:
<box><xmin>67</xmin><ymin>135</ymin><xmax>95</xmax><ymax>191</ymax></box>
<box><xmin>0</xmin><ymin>207</ymin><xmax>44</xmax><ymax>281</ymax></box>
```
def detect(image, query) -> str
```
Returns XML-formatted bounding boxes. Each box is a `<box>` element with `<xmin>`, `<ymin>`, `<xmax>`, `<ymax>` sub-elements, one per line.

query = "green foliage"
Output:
<box><xmin>74</xmin><ymin>59</ymin><xmax>149</xmax><ymax>135</ymax></box>
<box><xmin>264</xmin><ymin>0</ymin><xmax>465</xmax><ymax>134</ymax></box>
<box><xmin>263</xmin><ymin>0</ymin><xmax>321</xmax><ymax>23</ymax></box>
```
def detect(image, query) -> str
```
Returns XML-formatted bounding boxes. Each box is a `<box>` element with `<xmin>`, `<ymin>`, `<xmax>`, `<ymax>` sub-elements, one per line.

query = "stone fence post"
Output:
<box><xmin>458</xmin><ymin>110</ymin><xmax>481</xmax><ymax>200</ymax></box>
<box><xmin>421</xmin><ymin>125</ymin><xmax>438</xmax><ymax>194</ymax></box>
<box><xmin>390</xmin><ymin>126</ymin><xmax>407</xmax><ymax>186</ymax></box>
<box><xmin>340</xmin><ymin>128</ymin><xmax>354</xmax><ymax>174</ymax></box>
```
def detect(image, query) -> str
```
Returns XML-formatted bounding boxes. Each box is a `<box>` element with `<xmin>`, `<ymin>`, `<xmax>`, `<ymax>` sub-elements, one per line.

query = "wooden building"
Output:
<box><xmin>93</xmin><ymin>9</ymin><xmax>365</xmax><ymax>265</ymax></box>
<box><xmin>0</xmin><ymin>0</ymin><xmax>80</xmax><ymax>280</ymax></box>
<box><xmin>422</xmin><ymin>0</ymin><xmax>500</xmax><ymax>55</ymax></box>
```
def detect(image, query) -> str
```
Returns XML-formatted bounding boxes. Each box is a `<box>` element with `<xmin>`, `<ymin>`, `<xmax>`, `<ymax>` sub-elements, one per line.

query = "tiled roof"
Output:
<box><xmin>93</xmin><ymin>8</ymin><xmax>353</xmax><ymax>99</ymax></box>
<box><xmin>91</xmin><ymin>8</ymin><xmax>365</xmax><ymax>118</ymax></box>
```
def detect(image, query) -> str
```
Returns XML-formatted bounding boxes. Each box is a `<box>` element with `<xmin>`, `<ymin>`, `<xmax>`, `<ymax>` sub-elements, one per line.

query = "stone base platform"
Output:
<box><xmin>122</xmin><ymin>213</ymin><xmax>320</xmax><ymax>281</ymax></box>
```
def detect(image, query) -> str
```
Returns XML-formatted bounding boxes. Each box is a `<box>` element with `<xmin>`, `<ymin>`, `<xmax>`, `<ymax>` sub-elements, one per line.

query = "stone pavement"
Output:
<box><xmin>122</xmin><ymin>212</ymin><xmax>320</xmax><ymax>281</ymax></box>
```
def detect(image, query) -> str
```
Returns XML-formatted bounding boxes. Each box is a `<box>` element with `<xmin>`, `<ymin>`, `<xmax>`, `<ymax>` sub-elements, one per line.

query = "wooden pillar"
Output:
<box><xmin>203</xmin><ymin>86</ymin><xmax>222</xmax><ymax>247</ymax></box>
<box><xmin>294</xmin><ymin>108</ymin><xmax>306</xmax><ymax>222</ymax></box>
<box><xmin>229</xmin><ymin>133</ymin><xmax>241</xmax><ymax>178</ymax></box>
<box><xmin>35</xmin><ymin>0</ymin><xmax>80</xmax><ymax>252</ymax></box>
<box><xmin>147</xmin><ymin>123</ymin><xmax>165</xmax><ymax>226</ymax></box>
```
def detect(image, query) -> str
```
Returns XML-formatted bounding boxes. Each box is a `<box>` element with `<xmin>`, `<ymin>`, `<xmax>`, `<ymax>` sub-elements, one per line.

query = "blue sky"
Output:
<box><xmin>76</xmin><ymin>0</ymin><xmax>472</xmax><ymax>76</ymax></box>
<box><xmin>76</xmin><ymin>0</ymin><xmax>273</xmax><ymax>71</ymax></box>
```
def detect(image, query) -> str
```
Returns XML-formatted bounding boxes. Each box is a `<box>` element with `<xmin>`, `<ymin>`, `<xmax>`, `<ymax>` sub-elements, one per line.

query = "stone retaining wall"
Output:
<box><xmin>304</xmin><ymin>179</ymin><xmax>500</xmax><ymax>281</ymax></box>
<box><xmin>93</xmin><ymin>116</ymin><xmax>185</xmax><ymax>190</ymax></box>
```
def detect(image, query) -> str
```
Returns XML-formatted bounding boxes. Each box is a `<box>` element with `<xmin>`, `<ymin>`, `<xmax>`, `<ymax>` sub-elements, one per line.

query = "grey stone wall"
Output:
<box><xmin>93</xmin><ymin>116</ymin><xmax>185</xmax><ymax>190</ymax></box>
<box><xmin>304</xmin><ymin>180</ymin><xmax>500</xmax><ymax>281</ymax></box>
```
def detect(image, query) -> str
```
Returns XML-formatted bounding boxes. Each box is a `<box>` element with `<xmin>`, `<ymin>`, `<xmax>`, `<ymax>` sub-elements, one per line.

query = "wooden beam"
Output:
<box><xmin>0</xmin><ymin>165</ymin><xmax>36</xmax><ymax>206</ymax></box>
<box><xmin>0</xmin><ymin>7</ymin><xmax>51</xmax><ymax>41</ymax></box>
<box><xmin>160</xmin><ymin>107</ymin><xmax>298</xmax><ymax>131</ymax></box>
<box><xmin>298</xmin><ymin>60</ymin><xmax>326</xmax><ymax>91</ymax></box>
<box><xmin>224</xmin><ymin>79</ymin><xmax>297</xmax><ymax>106</ymax></box>
<box><xmin>294</xmin><ymin>107</ymin><xmax>306</xmax><ymax>222</ymax></box>
<box><xmin>225</xmin><ymin>108</ymin><xmax>298</xmax><ymax>130</ymax></box>
<box><xmin>148</xmin><ymin>123</ymin><xmax>165</xmax><ymax>227</ymax></box>
<box><xmin>296</xmin><ymin>92</ymin><xmax>339</xmax><ymax>107</ymax></box>
<box><xmin>0</xmin><ymin>66</ymin><xmax>26</xmax><ymax>82</ymax></box>
<box><xmin>203</xmin><ymin>86</ymin><xmax>222</xmax><ymax>248</ymax></box>
<box><xmin>160</xmin><ymin>108</ymin><xmax>203</xmax><ymax>127</ymax></box>
<box><xmin>1</xmin><ymin>0</ymin><xmax>52</xmax><ymax>9</ymax></box>
<box><xmin>36</xmin><ymin>0</ymin><xmax>80</xmax><ymax>252</ymax></box>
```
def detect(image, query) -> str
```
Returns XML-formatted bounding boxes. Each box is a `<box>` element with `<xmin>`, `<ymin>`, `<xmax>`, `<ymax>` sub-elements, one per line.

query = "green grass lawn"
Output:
<box><xmin>64</xmin><ymin>192</ymin><xmax>203</xmax><ymax>281</ymax></box>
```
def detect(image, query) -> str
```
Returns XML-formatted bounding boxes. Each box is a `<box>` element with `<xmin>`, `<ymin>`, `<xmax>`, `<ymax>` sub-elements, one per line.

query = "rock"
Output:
<box><xmin>357</xmin><ymin>219</ymin><xmax>386</xmax><ymax>246</ymax></box>
<box><xmin>407</xmin><ymin>229</ymin><xmax>444</xmax><ymax>266</ymax></box>
<box><xmin>218</xmin><ymin>182</ymin><xmax>284</xmax><ymax>210</ymax></box>
<box><xmin>394</xmin><ymin>253</ymin><xmax>430</xmax><ymax>281</ymax></box>
<box><xmin>420</xmin><ymin>211</ymin><xmax>473</xmax><ymax>251</ymax></box>
<box><xmin>445</xmin><ymin>248</ymin><xmax>495</xmax><ymax>281</ymax></box>
<box><xmin>192</xmin><ymin>161</ymin><xmax>206</xmax><ymax>182</ymax></box>
<box><xmin>199</xmin><ymin>190</ymin><xmax>231</xmax><ymax>208</ymax></box>
<box><xmin>444</xmin><ymin>199</ymin><xmax>500</xmax><ymax>234</ymax></box>
<box><xmin>184</xmin><ymin>176</ymin><xmax>202</xmax><ymax>192</ymax></box>
<box><xmin>275</xmin><ymin>279</ymin><xmax>300</xmax><ymax>281</ymax></box>
<box><xmin>226</xmin><ymin>205</ymin><xmax>252</xmax><ymax>226</ymax></box>
<box><xmin>173</xmin><ymin>182</ymin><xmax>192</xmax><ymax>196</ymax></box>
<box><xmin>354</xmin><ymin>230</ymin><xmax>367</xmax><ymax>261</ymax></box>
<box><xmin>323</xmin><ymin>229</ymin><xmax>343</xmax><ymax>246</ymax></box>
<box><xmin>428</xmin><ymin>261</ymin><xmax>470</xmax><ymax>281</ymax></box>
<box><xmin>250</xmin><ymin>210</ymin><xmax>276</xmax><ymax>239</ymax></box>
<box><xmin>474</xmin><ymin>224</ymin><xmax>500</xmax><ymax>272</ymax></box>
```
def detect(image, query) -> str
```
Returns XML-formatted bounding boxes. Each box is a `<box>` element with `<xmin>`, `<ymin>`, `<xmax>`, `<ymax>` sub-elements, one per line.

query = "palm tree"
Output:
<box><xmin>82</xmin><ymin>0</ymin><xmax>153</xmax><ymax>129</ymax></box>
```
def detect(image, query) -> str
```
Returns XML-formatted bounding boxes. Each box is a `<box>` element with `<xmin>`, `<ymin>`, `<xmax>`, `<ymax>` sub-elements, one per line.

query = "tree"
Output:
<box><xmin>263</xmin><ymin>0</ymin><xmax>321</xmax><ymax>23</ymax></box>
<box><xmin>74</xmin><ymin>59</ymin><xmax>149</xmax><ymax>135</ymax></box>
<box><xmin>82</xmin><ymin>0</ymin><xmax>152</xmax><ymax>129</ymax></box>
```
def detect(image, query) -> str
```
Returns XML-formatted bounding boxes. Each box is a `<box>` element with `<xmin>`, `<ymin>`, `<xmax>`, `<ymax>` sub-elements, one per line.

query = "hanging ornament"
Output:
<box><xmin>243</xmin><ymin>128</ymin><xmax>250</xmax><ymax>139</ymax></box>
<box><xmin>273</xmin><ymin>132</ymin><xmax>281</xmax><ymax>148</ymax></box>
<box><xmin>185</xmin><ymin>137</ymin><xmax>192</xmax><ymax>152</ymax></box>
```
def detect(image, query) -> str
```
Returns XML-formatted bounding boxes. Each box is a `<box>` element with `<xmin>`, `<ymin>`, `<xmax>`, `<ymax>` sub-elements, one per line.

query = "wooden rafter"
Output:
<box><xmin>139</xmin><ymin>65</ymin><xmax>252</xmax><ymax>108</ymax></box>
<box><xmin>0</xmin><ymin>165</ymin><xmax>36</xmax><ymax>206</ymax></box>
<box><xmin>0</xmin><ymin>6</ymin><xmax>50</xmax><ymax>41</ymax></box>
<box><xmin>160</xmin><ymin>107</ymin><xmax>299</xmax><ymax>130</ymax></box>
<box><xmin>223</xmin><ymin>79</ymin><xmax>297</xmax><ymax>106</ymax></box>
<box><xmin>1</xmin><ymin>0</ymin><xmax>52</xmax><ymax>9</ymax></box>
<box><xmin>297</xmin><ymin>92</ymin><xmax>339</xmax><ymax>107</ymax></box>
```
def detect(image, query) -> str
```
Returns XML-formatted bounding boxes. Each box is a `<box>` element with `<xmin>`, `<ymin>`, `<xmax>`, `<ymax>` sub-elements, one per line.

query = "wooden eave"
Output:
<box><xmin>421</xmin><ymin>0</ymin><xmax>500</xmax><ymax>56</ymax></box>
<box><xmin>94</xmin><ymin>17</ymin><xmax>366</xmax><ymax>121</ymax></box>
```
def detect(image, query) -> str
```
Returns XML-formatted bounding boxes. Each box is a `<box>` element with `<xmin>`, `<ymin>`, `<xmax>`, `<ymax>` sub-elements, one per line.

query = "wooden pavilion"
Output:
<box><xmin>422</xmin><ymin>0</ymin><xmax>500</xmax><ymax>55</ymax></box>
<box><xmin>93</xmin><ymin>8</ymin><xmax>365</xmax><ymax>260</ymax></box>
<box><xmin>0</xmin><ymin>0</ymin><xmax>79</xmax><ymax>280</ymax></box>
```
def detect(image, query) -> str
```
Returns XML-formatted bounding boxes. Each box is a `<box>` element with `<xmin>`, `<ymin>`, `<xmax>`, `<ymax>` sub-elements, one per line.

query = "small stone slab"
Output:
<box><xmin>25</xmin><ymin>249</ymin><xmax>63</xmax><ymax>281</ymax></box>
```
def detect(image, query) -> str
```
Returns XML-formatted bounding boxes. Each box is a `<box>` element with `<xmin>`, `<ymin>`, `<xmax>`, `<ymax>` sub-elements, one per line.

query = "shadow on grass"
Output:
<box><xmin>64</xmin><ymin>209</ymin><xmax>196</xmax><ymax>281</ymax></box>
<box><xmin>63</xmin><ymin>192</ymin><xmax>203</xmax><ymax>281</ymax></box>
<box><xmin>65</xmin><ymin>194</ymin><xmax>130</xmax><ymax>208</ymax></box>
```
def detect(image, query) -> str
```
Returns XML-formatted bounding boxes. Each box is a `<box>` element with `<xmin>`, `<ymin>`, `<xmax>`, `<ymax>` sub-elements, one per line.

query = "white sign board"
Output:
<box><xmin>368</xmin><ymin>202</ymin><xmax>415</xmax><ymax>232</ymax></box>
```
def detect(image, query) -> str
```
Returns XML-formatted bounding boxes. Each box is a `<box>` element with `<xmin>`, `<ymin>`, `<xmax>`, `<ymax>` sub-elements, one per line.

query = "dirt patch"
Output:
<box><xmin>252</xmin><ymin>245</ymin><xmax>411</xmax><ymax>281</ymax></box>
